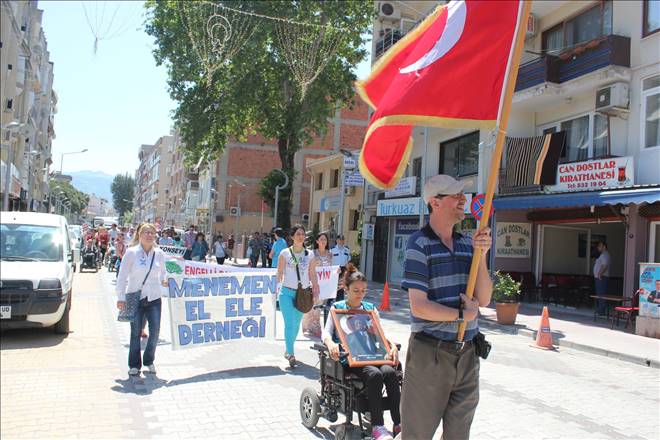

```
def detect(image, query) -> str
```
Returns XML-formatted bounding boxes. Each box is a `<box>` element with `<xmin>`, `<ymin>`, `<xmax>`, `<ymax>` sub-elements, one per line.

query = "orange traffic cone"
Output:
<box><xmin>379</xmin><ymin>282</ymin><xmax>391</xmax><ymax>312</ymax></box>
<box><xmin>530</xmin><ymin>306</ymin><xmax>556</xmax><ymax>350</ymax></box>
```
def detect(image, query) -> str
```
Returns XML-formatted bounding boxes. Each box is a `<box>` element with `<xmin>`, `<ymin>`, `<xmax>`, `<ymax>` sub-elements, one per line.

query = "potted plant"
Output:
<box><xmin>492</xmin><ymin>271</ymin><xmax>521</xmax><ymax>325</ymax></box>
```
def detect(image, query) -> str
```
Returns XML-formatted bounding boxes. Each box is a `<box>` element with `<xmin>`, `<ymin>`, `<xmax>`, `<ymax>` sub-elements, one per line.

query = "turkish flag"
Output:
<box><xmin>356</xmin><ymin>0</ymin><xmax>526</xmax><ymax>188</ymax></box>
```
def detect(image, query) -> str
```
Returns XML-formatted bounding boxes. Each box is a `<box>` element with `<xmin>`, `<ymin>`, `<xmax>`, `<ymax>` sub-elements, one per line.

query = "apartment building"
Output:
<box><xmin>362</xmin><ymin>0</ymin><xmax>660</xmax><ymax>298</ymax></box>
<box><xmin>1</xmin><ymin>0</ymin><xmax>57</xmax><ymax>212</ymax></box>
<box><xmin>133</xmin><ymin>135</ymin><xmax>176</xmax><ymax>225</ymax></box>
<box><xmin>195</xmin><ymin>98</ymin><xmax>369</xmax><ymax>238</ymax></box>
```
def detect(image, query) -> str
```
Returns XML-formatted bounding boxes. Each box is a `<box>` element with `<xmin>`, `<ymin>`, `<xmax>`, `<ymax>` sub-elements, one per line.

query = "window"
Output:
<box><xmin>539</xmin><ymin>113</ymin><xmax>610</xmax><ymax>163</ymax></box>
<box><xmin>314</xmin><ymin>212</ymin><xmax>320</xmax><ymax>231</ymax></box>
<box><xmin>643</xmin><ymin>74</ymin><xmax>660</xmax><ymax>149</ymax></box>
<box><xmin>315</xmin><ymin>172</ymin><xmax>323</xmax><ymax>190</ymax></box>
<box><xmin>439</xmin><ymin>131</ymin><xmax>479</xmax><ymax>177</ymax></box>
<box><xmin>541</xmin><ymin>1</ymin><xmax>612</xmax><ymax>54</ymax></box>
<box><xmin>349</xmin><ymin>210</ymin><xmax>360</xmax><ymax>231</ymax></box>
<box><xmin>412</xmin><ymin>157</ymin><xmax>422</xmax><ymax>195</ymax></box>
<box><xmin>644</xmin><ymin>0</ymin><xmax>660</xmax><ymax>37</ymax></box>
<box><xmin>331</xmin><ymin>169</ymin><xmax>339</xmax><ymax>188</ymax></box>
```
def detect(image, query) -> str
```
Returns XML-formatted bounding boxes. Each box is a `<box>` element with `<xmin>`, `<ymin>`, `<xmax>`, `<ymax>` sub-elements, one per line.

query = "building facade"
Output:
<box><xmin>1</xmin><ymin>0</ymin><xmax>56</xmax><ymax>212</ymax></box>
<box><xmin>133</xmin><ymin>135</ymin><xmax>175</xmax><ymax>225</ymax></box>
<box><xmin>361</xmin><ymin>0</ymin><xmax>660</xmax><ymax>298</ymax></box>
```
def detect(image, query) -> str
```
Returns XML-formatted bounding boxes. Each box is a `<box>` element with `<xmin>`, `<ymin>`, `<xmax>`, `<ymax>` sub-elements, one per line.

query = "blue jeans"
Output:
<box><xmin>129</xmin><ymin>298</ymin><xmax>162</xmax><ymax>369</ymax></box>
<box><xmin>595</xmin><ymin>276</ymin><xmax>609</xmax><ymax>315</ymax></box>
<box><xmin>279</xmin><ymin>287</ymin><xmax>303</xmax><ymax>355</ymax></box>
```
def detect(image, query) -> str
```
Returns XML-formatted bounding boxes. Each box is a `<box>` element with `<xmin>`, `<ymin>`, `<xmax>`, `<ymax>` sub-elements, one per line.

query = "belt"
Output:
<box><xmin>413</xmin><ymin>332</ymin><xmax>473</xmax><ymax>351</ymax></box>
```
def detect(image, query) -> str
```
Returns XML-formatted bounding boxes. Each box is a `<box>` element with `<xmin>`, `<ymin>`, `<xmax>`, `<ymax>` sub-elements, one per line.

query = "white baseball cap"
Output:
<box><xmin>423</xmin><ymin>175</ymin><xmax>466</xmax><ymax>204</ymax></box>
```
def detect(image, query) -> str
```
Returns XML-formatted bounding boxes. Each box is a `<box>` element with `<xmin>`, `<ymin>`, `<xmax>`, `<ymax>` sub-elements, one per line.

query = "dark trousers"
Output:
<box><xmin>346</xmin><ymin>364</ymin><xmax>401</xmax><ymax>427</ymax></box>
<box><xmin>260</xmin><ymin>251</ymin><xmax>268</xmax><ymax>268</ymax></box>
<box><xmin>401</xmin><ymin>334</ymin><xmax>480</xmax><ymax>439</ymax></box>
<box><xmin>595</xmin><ymin>276</ymin><xmax>609</xmax><ymax>315</ymax></box>
<box><xmin>216</xmin><ymin>257</ymin><xmax>225</xmax><ymax>265</ymax></box>
<box><xmin>129</xmin><ymin>298</ymin><xmax>161</xmax><ymax>369</ymax></box>
<box><xmin>249</xmin><ymin>254</ymin><xmax>259</xmax><ymax>268</ymax></box>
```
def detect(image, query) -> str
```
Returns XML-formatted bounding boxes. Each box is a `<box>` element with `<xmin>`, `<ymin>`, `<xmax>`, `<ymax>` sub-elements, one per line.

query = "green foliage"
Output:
<box><xmin>257</xmin><ymin>169</ymin><xmax>296</xmax><ymax>230</ymax></box>
<box><xmin>111</xmin><ymin>173</ymin><xmax>134</xmax><ymax>217</ymax></box>
<box><xmin>49</xmin><ymin>180</ymin><xmax>88</xmax><ymax>215</ymax></box>
<box><xmin>350</xmin><ymin>250</ymin><xmax>360</xmax><ymax>269</ymax></box>
<box><xmin>145</xmin><ymin>0</ymin><xmax>376</xmax><ymax>228</ymax></box>
<box><xmin>492</xmin><ymin>271</ymin><xmax>521</xmax><ymax>303</ymax></box>
<box><xmin>121</xmin><ymin>210</ymin><xmax>135</xmax><ymax>225</ymax></box>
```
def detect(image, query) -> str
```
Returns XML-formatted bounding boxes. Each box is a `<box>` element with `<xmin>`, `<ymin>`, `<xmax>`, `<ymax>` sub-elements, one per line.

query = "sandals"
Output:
<box><xmin>284</xmin><ymin>353</ymin><xmax>297</xmax><ymax>368</ymax></box>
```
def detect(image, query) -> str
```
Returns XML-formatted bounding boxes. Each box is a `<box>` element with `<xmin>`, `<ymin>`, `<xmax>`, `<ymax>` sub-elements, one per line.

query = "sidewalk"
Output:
<box><xmin>366</xmin><ymin>280</ymin><xmax>660</xmax><ymax>368</ymax></box>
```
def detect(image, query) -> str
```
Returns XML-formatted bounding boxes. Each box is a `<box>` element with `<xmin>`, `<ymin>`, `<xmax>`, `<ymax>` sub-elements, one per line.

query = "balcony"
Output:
<box><xmin>515</xmin><ymin>35</ymin><xmax>630</xmax><ymax>93</ymax></box>
<box><xmin>374</xmin><ymin>29</ymin><xmax>403</xmax><ymax>60</ymax></box>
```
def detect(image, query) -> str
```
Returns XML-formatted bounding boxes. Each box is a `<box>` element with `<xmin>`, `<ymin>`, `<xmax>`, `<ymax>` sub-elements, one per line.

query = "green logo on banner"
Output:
<box><xmin>166</xmin><ymin>261</ymin><xmax>183</xmax><ymax>274</ymax></box>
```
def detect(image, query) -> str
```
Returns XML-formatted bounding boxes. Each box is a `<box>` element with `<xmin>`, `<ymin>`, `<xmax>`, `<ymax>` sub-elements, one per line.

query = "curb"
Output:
<box><xmin>479</xmin><ymin>319</ymin><xmax>659</xmax><ymax>369</ymax></box>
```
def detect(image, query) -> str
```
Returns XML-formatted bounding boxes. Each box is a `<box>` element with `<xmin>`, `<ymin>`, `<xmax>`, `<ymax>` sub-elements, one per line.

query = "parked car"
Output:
<box><xmin>0</xmin><ymin>212</ymin><xmax>74</xmax><ymax>334</ymax></box>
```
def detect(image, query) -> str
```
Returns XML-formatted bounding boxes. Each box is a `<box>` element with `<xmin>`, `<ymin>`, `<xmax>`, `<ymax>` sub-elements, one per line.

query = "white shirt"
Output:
<box><xmin>593</xmin><ymin>250</ymin><xmax>611</xmax><ymax>278</ymax></box>
<box><xmin>214</xmin><ymin>241</ymin><xmax>225</xmax><ymax>257</ymax></box>
<box><xmin>331</xmin><ymin>245</ymin><xmax>351</xmax><ymax>267</ymax></box>
<box><xmin>280</xmin><ymin>247</ymin><xmax>313</xmax><ymax>289</ymax></box>
<box><xmin>116</xmin><ymin>245</ymin><xmax>167</xmax><ymax>302</ymax></box>
<box><xmin>109</xmin><ymin>229</ymin><xmax>119</xmax><ymax>241</ymax></box>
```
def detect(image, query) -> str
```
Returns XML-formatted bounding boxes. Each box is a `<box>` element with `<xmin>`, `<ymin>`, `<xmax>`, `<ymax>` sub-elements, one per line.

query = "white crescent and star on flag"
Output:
<box><xmin>399</xmin><ymin>0</ymin><xmax>467</xmax><ymax>74</ymax></box>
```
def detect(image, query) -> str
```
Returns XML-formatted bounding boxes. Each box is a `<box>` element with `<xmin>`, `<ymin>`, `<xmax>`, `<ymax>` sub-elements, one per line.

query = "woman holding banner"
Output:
<box><xmin>116</xmin><ymin>223</ymin><xmax>167</xmax><ymax>376</ymax></box>
<box><xmin>303</xmin><ymin>232</ymin><xmax>333</xmax><ymax>339</ymax></box>
<box><xmin>276</xmin><ymin>224</ymin><xmax>319</xmax><ymax>367</ymax></box>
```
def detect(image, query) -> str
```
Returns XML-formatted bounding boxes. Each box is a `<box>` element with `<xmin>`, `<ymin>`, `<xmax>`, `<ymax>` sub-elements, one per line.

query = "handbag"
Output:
<box><xmin>290</xmin><ymin>247</ymin><xmax>313</xmax><ymax>313</ymax></box>
<box><xmin>118</xmin><ymin>252</ymin><xmax>155</xmax><ymax>322</ymax></box>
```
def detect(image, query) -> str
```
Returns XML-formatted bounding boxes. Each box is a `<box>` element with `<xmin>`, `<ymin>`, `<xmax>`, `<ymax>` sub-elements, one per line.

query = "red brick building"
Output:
<box><xmin>210</xmin><ymin>95</ymin><xmax>369</xmax><ymax>235</ymax></box>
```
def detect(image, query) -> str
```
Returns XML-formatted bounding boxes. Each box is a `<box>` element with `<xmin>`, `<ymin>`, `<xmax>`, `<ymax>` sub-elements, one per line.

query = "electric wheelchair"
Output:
<box><xmin>299</xmin><ymin>342</ymin><xmax>403</xmax><ymax>439</ymax></box>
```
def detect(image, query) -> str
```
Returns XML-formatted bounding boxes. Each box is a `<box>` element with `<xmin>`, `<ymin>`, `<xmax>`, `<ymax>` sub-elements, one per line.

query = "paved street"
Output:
<box><xmin>1</xmin><ymin>269</ymin><xmax>658</xmax><ymax>440</ymax></box>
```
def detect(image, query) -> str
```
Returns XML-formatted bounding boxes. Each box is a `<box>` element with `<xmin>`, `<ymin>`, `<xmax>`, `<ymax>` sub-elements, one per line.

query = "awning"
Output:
<box><xmin>493</xmin><ymin>187</ymin><xmax>660</xmax><ymax>210</ymax></box>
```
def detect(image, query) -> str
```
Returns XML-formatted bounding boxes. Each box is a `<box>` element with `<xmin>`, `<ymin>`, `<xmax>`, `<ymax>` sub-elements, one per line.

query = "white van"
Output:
<box><xmin>0</xmin><ymin>212</ymin><xmax>74</xmax><ymax>333</ymax></box>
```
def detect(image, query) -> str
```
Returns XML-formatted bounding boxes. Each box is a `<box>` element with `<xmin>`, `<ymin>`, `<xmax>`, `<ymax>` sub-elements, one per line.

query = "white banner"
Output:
<box><xmin>167</xmin><ymin>269</ymin><xmax>278</xmax><ymax>350</ymax></box>
<box><xmin>165</xmin><ymin>259</ymin><xmax>275</xmax><ymax>277</ymax></box>
<box><xmin>160</xmin><ymin>245</ymin><xmax>187</xmax><ymax>259</ymax></box>
<box><xmin>317</xmin><ymin>265</ymin><xmax>340</xmax><ymax>300</ymax></box>
<box><xmin>385</xmin><ymin>176</ymin><xmax>417</xmax><ymax>198</ymax></box>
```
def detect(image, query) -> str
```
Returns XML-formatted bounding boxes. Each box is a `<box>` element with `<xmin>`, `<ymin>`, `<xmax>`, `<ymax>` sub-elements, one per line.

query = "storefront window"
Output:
<box><xmin>642</xmin><ymin>74</ymin><xmax>660</xmax><ymax>148</ymax></box>
<box><xmin>439</xmin><ymin>131</ymin><xmax>479</xmax><ymax>177</ymax></box>
<box><xmin>593</xmin><ymin>114</ymin><xmax>610</xmax><ymax>158</ymax></box>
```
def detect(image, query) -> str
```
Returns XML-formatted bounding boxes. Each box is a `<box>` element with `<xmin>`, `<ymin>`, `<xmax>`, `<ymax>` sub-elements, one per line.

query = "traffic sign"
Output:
<box><xmin>470</xmin><ymin>193</ymin><xmax>494</xmax><ymax>221</ymax></box>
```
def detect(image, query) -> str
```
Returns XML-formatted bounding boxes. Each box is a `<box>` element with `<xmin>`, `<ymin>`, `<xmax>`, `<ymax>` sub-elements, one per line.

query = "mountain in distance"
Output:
<box><xmin>67</xmin><ymin>170</ymin><xmax>114</xmax><ymax>201</ymax></box>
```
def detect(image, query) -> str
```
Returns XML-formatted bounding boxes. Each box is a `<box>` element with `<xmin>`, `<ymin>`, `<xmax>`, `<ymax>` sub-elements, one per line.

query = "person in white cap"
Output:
<box><xmin>400</xmin><ymin>174</ymin><xmax>493</xmax><ymax>439</ymax></box>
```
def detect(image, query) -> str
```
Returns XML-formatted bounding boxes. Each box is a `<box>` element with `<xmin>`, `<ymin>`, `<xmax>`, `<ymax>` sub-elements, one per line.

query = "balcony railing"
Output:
<box><xmin>374</xmin><ymin>29</ymin><xmax>403</xmax><ymax>59</ymax></box>
<box><xmin>515</xmin><ymin>35</ymin><xmax>631</xmax><ymax>92</ymax></box>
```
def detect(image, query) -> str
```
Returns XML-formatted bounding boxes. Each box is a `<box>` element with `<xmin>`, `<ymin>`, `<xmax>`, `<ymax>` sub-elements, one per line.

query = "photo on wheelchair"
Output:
<box><xmin>300</xmin><ymin>305</ymin><xmax>402</xmax><ymax>440</ymax></box>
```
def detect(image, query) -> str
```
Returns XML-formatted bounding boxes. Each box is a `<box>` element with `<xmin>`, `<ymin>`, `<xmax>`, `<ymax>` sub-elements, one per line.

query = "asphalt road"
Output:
<box><xmin>1</xmin><ymin>268</ymin><xmax>658</xmax><ymax>439</ymax></box>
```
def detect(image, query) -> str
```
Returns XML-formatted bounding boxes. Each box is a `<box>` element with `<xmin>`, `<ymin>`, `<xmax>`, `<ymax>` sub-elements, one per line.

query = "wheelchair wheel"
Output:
<box><xmin>299</xmin><ymin>387</ymin><xmax>321</xmax><ymax>429</ymax></box>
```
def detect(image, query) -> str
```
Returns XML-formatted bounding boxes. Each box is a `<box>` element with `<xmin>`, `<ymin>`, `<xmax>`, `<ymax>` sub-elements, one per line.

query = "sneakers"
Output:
<box><xmin>144</xmin><ymin>364</ymin><xmax>156</xmax><ymax>374</ymax></box>
<box><xmin>372</xmin><ymin>425</ymin><xmax>393</xmax><ymax>440</ymax></box>
<box><xmin>128</xmin><ymin>368</ymin><xmax>140</xmax><ymax>376</ymax></box>
<box><xmin>393</xmin><ymin>424</ymin><xmax>402</xmax><ymax>437</ymax></box>
<box><xmin>284</xmin><ymin>353</ymin><xmax>296</xmax><ymax>368</ymax></box>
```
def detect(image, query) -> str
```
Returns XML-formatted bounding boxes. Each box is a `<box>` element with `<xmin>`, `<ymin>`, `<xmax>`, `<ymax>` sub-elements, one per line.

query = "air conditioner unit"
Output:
<box><xmin>302</xmin><ymin>213</ymin><xmax>310</xmax><ymax>222</ymax></box>
<box><xmin>595</xmin><ymin>82</ymin><xmax>629</xmax><ymax>111</ymax></box>
<box><xmin>229</xmin><ymin>206</ymin><xmax>240</xmax><ymax>216</ymax></box>
<box><xmin>378</xmin><ymin>2</ymin><xmax>401</xmax><ymax>21</ymax></box>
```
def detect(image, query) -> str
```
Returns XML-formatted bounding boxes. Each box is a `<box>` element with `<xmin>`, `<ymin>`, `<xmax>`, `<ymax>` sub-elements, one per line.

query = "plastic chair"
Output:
<box><xmin>611</xmin><ymin>291</ymin><xmax>640</xmax><ymax>330</ymax></box>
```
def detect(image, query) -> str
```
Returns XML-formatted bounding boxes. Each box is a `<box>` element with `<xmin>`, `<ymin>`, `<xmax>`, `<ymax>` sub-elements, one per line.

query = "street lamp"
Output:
<box><xmin>272</xmin><ymin>169</ymin><xmax>289</xmax><ymax>229</ymax></box>
<box><xmin>59</xmin><ymin>149</ymin><xmax>88</xmax><ymax>175</ymax></box>
<box><xmin>2</xmin><ymin>121</ymin><xmax>24</xmax><ymax>211</ymax></box>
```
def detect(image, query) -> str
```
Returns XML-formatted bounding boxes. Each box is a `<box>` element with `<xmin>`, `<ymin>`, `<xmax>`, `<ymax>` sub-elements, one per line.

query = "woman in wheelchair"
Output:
<box><xmin>322</xmin><ymin>263</ymin><xmax>401</xmax><ymax>440</ymax></box>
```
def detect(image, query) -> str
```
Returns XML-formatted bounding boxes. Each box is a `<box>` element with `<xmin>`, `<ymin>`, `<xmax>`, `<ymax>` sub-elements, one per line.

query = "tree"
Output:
<box><xmin>145</xmin><ymin>1</ymin><xmax>374</xmax><ymax>230</ymax></box>
<box><xmin>111</xmin><ymin>173</ymin><xmax>134</xmax><ymax>217</ymax></box>
<box><xmin>49</xmin><ymin>180</ymin><xmax>89</xmax><ymax>215</ymax></box>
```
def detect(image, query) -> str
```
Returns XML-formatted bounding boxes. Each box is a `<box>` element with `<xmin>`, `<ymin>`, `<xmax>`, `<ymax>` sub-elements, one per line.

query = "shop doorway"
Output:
<box><xmin>372</xmin><ymin>217</ymin><xmax>389</xmax><ymax>283</ymax></box>
<box><xmin>537</xmin><ymin>222</ymin><xmax>625</xmax><ymax>295</ymax></box>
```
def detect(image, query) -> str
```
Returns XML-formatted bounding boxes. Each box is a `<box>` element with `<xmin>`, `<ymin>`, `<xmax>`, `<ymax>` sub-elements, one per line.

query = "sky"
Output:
<box><xmin>38</xmin><ymin>1</ymin><xmax>372</xmax><ymax>177</ymax></box>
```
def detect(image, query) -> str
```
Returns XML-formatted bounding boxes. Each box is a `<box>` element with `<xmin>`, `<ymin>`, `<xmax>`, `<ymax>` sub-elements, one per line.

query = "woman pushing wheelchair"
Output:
<box><xmin>322</xmin><ymin>263</ymin><xmax>401</xmax><ymax>440</ymax></box>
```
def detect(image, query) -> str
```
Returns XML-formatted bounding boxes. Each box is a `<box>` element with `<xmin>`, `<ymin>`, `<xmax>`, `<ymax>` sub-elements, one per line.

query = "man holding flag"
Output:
<box><xmin>355</xmin><ymin>0</ymin><xmax>531</xmax><ymax>437</ymax></box>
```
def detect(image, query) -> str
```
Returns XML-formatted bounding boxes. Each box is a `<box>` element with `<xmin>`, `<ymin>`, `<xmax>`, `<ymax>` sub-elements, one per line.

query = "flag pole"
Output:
<box><xmin>457</xmin><ymin>0</ymin><xmax>532</xmax><ymax>342</ymax></box>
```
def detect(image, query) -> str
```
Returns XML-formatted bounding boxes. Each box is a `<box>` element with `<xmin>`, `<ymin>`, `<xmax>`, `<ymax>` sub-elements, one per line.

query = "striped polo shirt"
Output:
<box><xmin>401</xmin><ymin>224</ymin><xmax>478</xmax><ymax>342</ymax></box>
